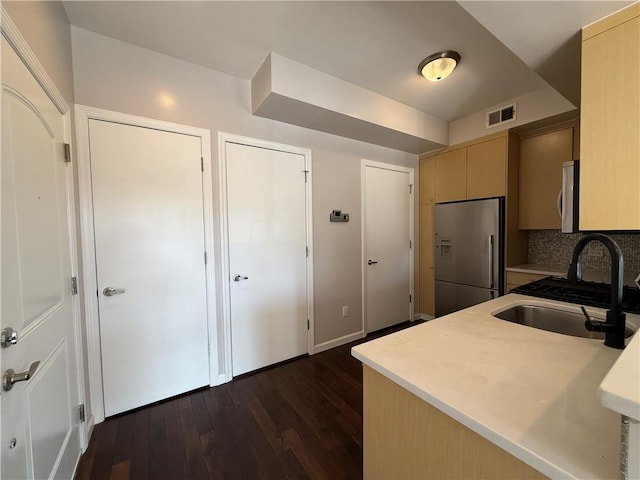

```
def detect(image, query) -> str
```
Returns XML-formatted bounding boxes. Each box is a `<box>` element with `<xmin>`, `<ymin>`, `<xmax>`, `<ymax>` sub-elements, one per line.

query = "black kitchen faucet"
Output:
<box><xmin>567</xmin><ymin>233</ymin><xmax>627</xmax><ymax>349</ymax></box>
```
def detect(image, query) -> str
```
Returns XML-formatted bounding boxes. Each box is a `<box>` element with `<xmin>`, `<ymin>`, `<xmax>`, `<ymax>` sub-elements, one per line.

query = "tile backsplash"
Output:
<box><xmin>528</xmin><ymin>230</ymin><xmax>640</xmax><ymax>281</ymax></box>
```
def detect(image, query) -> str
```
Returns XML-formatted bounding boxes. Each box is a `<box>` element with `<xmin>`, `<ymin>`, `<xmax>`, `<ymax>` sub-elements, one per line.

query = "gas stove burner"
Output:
<box><xmin>512</xmin><ymin>276</ymin><xmax>640</xmax><ymax>314</ymax></box>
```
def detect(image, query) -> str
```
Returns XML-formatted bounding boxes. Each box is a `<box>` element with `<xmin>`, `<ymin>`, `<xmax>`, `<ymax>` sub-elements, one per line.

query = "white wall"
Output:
<box><xmin>70</xmin><ymin>26</ymin><xmax>418</xmax><ymax>364</ymax></box>
<box><xmin>4</xmin><ymin>1</ymin><xmax>74</xmax><ymax>103</ymax></box>
<box><xmin>448</xmin><ymin>85</ymin><xmax>576</xmax><ymax>146</ymax></box>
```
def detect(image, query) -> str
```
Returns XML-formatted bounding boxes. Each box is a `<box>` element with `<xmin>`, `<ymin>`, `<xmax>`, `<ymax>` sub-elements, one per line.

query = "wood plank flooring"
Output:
<box><xmin>75</xmin><ymin>321</ymin><xmax>421</xmax><ymax>480</ymax></box>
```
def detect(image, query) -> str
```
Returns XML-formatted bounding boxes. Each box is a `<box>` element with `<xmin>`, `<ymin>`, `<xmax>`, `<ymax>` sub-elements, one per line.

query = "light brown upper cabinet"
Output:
<box><xmin>419</xmin><ymin>156</ymin><xmax>436</xmax><ymax>204</ymax></box>
<box><xmin>518</xmin><ymin>128</ymin><xmax>573</xmax><ymax>229</ymax></box>
<box><xmin>466</xmin><ymin>137</ymin><xmax>507</xmax><ymax>199</ymax></box>
<box><xmin>580</xmin><ymin>3</ymin><xmax>640</xmax><ymax>230</ymax></box>
<box><xmin>435</xmin><ymin>149</ymin><xmax>466</xmax><ymax>203</ymax></box>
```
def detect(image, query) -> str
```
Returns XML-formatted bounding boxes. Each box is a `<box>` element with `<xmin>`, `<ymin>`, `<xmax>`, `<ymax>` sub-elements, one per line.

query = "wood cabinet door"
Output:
<box><xmin>419</xmin><ymin>156</ymin><xmax>436</xmax><ymax>204</ymax></box>
<box><xmin>518</xmin><ymin>128</ymin><xmax>573</xmax><ymax>229</ymax></box>
<box><xmin>363</xmin><ymin>367</ymin><xmax>547</xmax><ymax>480</ymax></box>
<box><xmin>435</xmin><ymin>149</ymin><xmax>466</xmax><ymax>203</ymax></box>
<box><xmin>419</xmin><ymin>204</ymin><xmax>435</xmax><ymax>316</ymax></box>
<box><xmin>580</xmin><ymin>10</ymin><xmax>640</xmax><ymax>230</ymax></box>
<box><xmin>505</xmin><ymin>271</ymin><xmax>549</xmax><ymax>287</ymax></box>
<box><xmin>466</xmin><ymin>137</ymin><xmax>506</xmax><ymax>199</ymax></box>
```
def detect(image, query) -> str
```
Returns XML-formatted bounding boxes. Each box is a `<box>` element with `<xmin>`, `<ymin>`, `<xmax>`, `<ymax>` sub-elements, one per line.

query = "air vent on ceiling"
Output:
<box><xmin>486</xmin><ymin>103</ymin><xmax>516</xmax><ymax>128</ymax></box>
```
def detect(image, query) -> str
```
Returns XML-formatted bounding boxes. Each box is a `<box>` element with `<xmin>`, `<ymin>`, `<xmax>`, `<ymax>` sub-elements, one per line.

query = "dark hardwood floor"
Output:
<box><xmin>75</xmin><ymin>321</ymin><xmax>422</xmax><ymax>480</ymax></box>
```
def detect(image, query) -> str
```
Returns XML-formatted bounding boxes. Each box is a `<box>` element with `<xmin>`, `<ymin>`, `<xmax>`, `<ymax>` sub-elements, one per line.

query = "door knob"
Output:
<box><xmin>233</xmin><ymin>274</ymin><xmax>249</xmax><ymax>282</ymax></box>
<box><xmin>3</xmin><ymin>361</ymin><xmax>40</xmax><ymax>392</ymax></box>
<box><xmin>368</xmin><ymin>260</ymin><xmax>378</xmax><ymax>265</ymax></box>
<box><xmin>1</xmin><ymin>327</ymin><xmax>18</xmax><ymax>349</ymax></box>
<box><xmin>103</xmin><ymin>287</ymin><xmax>125</xmax><ymax>296</ymax></box>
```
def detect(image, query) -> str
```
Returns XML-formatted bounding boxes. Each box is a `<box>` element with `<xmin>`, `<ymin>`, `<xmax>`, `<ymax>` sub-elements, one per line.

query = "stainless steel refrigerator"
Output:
<box><xmin>434</xmin><ymin>197</ymin><xmax>504</xmax><ymax>317</ymax></box>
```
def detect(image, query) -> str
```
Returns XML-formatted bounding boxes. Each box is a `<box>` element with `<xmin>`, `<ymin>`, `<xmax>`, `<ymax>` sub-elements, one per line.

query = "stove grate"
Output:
<box><xmin>511</xmin><ymin>277</ymin><xmax>640</xmax><ymax>314</ymax></box>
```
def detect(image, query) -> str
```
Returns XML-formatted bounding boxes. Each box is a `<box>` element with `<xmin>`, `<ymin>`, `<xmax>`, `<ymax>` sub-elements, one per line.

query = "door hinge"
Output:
<box><xmin>201</xmin><ymin>157</ymin><xmax>204</xmax><ymax>172</ymax></box>
<box><xmin>64</xmin><ymin>143</ymin><xmax>71</xmax><ymax>163</ymax></box>
<box><xmin>409</xmin><ymin>240</ymin><xmax>412</xmax><ymax>249</ymax></box>
<box><xmin>70</xmin><ymin>276</ymin><xmax>78</xmax><ymax>295</ymax></box>
<box><xmin>303</xmin><ymin>170</ymin><xmax>309</xmax><ymax>183</ymax></box>
<box><xmin>307</xmin><ymin>319</ymin><xmax>310</xmax><ymax>330</ymax></box>
<box><xmin>78</xmin><ymin>404</ymin><xmax>86</xmax><ymax>423</ymax></box>
<box><xmin>408</xmin><ymin>184</ymin><xmax>413</xmax><ymax>194</ymax></box>
<box><xmin>204</xmin><ymin>251</ymin><xmax>208</xmax><ymax>265</ymax></box>
<box><xmin>409</xmin><ymin>294</ymin><xmax>412</xmax><ymax>303</ymax></box>
<box><xmin>306</xmin><ymin>246</ymin><xmax>309</xmax><ymax>257</ymax></box>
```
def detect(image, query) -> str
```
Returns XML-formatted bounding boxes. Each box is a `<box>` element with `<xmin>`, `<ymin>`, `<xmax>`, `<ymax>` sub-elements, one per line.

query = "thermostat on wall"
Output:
<box><xmin>330</xmin><ymin>210</ymin><xmax>349</xmax><ymax>222</ymax></box>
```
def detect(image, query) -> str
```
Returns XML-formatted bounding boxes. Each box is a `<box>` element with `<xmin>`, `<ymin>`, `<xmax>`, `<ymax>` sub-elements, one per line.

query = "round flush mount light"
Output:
<box><xmin>418</xmin><ymin>50</ymin><xmax>461</xmax><ymax>82</ymax></box>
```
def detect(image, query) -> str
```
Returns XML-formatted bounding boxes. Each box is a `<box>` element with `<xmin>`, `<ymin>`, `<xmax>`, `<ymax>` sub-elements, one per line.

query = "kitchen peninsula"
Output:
<box><xmin>352</xmin><ymin>294</ymin><xmax>640</xmax><ymax>479</ymax></box>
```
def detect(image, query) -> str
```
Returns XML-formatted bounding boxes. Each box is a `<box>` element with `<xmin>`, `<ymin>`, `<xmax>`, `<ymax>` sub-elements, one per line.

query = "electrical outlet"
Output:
<box><xmin>342</xmin><ymin>306</ymin><xmax>349</xmax><ymax>317</ymax></box>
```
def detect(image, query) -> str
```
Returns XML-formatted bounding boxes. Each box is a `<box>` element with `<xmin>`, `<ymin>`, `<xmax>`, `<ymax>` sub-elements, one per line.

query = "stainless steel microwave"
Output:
<box><xmin>560</xmin><ymin>160</ymin><xmax>579</xmax><ymax>233</ymax></box>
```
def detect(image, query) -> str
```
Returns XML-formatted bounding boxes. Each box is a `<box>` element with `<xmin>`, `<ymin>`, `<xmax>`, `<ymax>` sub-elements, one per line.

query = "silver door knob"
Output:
<box><xmin>103</xmin><ymin>287</ymin><xmax>126</xmax><ymax>296</ymax></box>
<box><xmin>3</xmin><ymin>361</ymin><xmax>40</xmax><ymax>392</ymax></box>
<box><xmin>233</xmin><ymin>274</ymin><xmax>249</xmax><ymax>282</ymax></box>
<box><xmin>1</xmin><ymin>327</ymin><xmax>18</xmax><ymax>349</ymax></box>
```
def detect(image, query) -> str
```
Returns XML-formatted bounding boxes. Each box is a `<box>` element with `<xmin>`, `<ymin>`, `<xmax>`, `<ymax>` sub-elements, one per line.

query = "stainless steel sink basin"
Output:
<box><xmin>493</xmin><ymin>305</ymin><xmax>637</xmax><ymax>339</ymax></box>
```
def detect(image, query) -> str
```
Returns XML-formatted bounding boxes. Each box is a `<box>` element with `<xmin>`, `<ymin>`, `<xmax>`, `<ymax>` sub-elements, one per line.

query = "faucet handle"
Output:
<box><xmin>580</xmin><ymin>306</ymin><xmax>608</xmax><ymax>332</ymax></box>
<box><xmin>580</xmin><ymin>306</ymin><xmax>591</xmax><ymax>322</ymax></box>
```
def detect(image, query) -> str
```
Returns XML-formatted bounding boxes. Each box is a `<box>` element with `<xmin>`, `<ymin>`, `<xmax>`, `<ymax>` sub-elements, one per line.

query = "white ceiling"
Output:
<box><xmin>62</xmin><ymin>1</ymin><xmax>631</xmax><ymax>123</ymax></box>
<box><xmin>459</xmin><ymin>1</ymin><xmax>633</xmax><ymax>106</ymax></box>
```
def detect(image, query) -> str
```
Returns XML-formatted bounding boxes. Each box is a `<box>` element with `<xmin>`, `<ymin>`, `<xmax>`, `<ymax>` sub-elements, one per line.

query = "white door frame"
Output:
<box><xmin>218</xmin><ymin>132</ymin><xmax>314</xmax><ymax>381</ymax></box>
<box><xmin>1</xmin><ymin>5</ymin><xmax>87</xmax><ymax>454</ymax></box>
<box><xmin>75</xmin><ymin>105</ymin><xmax>217</xmax><ymax>424</ymax></box>
<box><xmin>361</xmin><ymin>159</ymin><xmax>415</xmax><ymax>334</ymax></box>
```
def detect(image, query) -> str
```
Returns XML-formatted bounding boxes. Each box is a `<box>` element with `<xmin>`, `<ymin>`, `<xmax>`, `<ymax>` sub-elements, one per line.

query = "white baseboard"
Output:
<box><xmin>84</xmin><ymin>415</ymin><xmax>95</xmax><ymax>449</ymax></box>
<box><xmin>414</xmin><ymin>313</ymin><xmax>434</xmax><ymax>321</ymax></box>
<box><xmin>312</xmin><ymin>330</ymin><xmax>365</xmax><ymax>354</ymax></box>
<box><xmin>211</xmin><ymin>373</ymin><xmax>229</xmax><ymax>387</ymax></box>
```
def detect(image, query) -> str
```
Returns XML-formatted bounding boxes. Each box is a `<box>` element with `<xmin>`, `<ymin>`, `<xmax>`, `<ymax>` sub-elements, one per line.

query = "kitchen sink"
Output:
<box><xmin>493</xmin><ymin>305</ymin><xmax>637</xmax><ymax>339</ymax></box>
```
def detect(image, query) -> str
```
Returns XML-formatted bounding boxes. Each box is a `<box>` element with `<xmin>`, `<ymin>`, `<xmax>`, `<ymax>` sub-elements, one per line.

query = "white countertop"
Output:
<box><xmin>352</xmin><ymin>295</ymin><xmax>640</xmax><ymax>479</ymax></box>
<box><xmin>600</xmin><ymin>332</ymin><xmax>640</xmax><ymax>422</ymax></box>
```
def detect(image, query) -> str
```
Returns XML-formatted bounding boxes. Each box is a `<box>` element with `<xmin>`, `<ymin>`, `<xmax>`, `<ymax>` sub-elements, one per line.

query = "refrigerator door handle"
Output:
<box><xmin>488</xmin><ymin>234</ymin><xmax>494</xmax><ymax>289</ymax></box>
<box><xmin>557</xmin><ymin>188</ymin><xmax>563</xmax><ymax>219</ymax></box>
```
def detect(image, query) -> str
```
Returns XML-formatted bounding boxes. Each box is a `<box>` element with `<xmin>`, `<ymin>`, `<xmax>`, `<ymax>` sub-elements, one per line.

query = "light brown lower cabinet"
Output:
<box><xmin>363</xmin><ymin>366</ymin><xmax>547</xmax><ymax>480</ymax></box>
<box><xmin>506</xmin><ymin>271</ymin><xmax>549</xmax><ymax>293</ymax></box>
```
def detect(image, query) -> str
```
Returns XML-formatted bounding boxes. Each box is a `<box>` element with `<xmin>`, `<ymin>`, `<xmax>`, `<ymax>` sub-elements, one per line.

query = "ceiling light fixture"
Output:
<box><xmin>418</xmin><ymin>50</ymin><xmax>461</xmax><ymax>82</ymax></box>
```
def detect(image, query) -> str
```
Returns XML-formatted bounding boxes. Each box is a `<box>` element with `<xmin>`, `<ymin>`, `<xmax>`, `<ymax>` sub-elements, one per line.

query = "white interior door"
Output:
<box><xmin>363</xmin><ymin>163</ymin><xmax>412</xmax><ymax>332</ymax></box>
<box><xmin>89</xmin><ymin>120</ymin><xmax>209</xmax><ymax>416</ymax></box>
<box><xmin>225</xmin><ymin>141</ymin><xmax>309</xmax><ymax>376</ymax></box>
<box><xmin>1</xmin><ymin>38</ymin><xmax>82</xmax><ymax>479</ymax></box>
